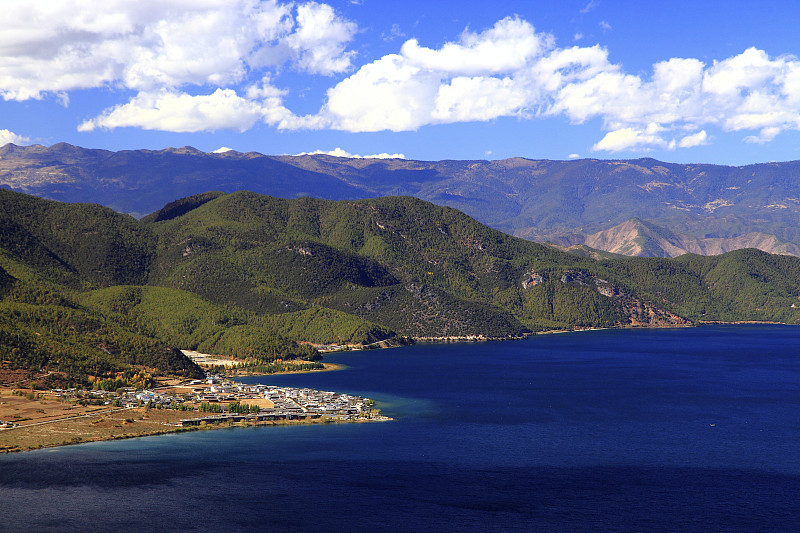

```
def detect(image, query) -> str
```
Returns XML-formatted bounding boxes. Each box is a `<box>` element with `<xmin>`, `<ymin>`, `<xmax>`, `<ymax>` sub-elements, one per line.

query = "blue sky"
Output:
<box><xmin>2</xmin><ymin>0</ymin><xmax>800</xmax><ymax>164</ymax></box>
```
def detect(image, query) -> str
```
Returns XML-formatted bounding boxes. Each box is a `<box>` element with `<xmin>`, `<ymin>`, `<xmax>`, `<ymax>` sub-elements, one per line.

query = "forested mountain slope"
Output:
<box><xmin>1</xmin><ymin>188</ymin><xmax>799</xmax><ymax>388</ymax></box>
<box><xmin>145</xmin><ymin>191</ymin><xmax>800</xmax><ymax>331</ymax></box>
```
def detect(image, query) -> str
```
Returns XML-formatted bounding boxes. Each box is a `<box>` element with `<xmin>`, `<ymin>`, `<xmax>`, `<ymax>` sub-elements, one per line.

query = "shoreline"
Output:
<box><xmin>410</xmin><ymin>322</ymin><xmax>695</xmax><ymax>344</ymax></box>
<box><xmin>697</xmin><ymin>320</ymin><xmax>789</xmax><ymax>325</ymax></box>
<box><xmin>3</xmin><ymin>322</ymin><xmax>795</xmax><ymax>454</ymax></box>
<box><xmin>222</xmin><ymin>361</ymin><xmax>344</xmax><ymax>377</ymax></box>
<box><xmin>407</xmin><ymin>320</ymin><xmax>797</xmax><ymax>346</ymax></box>
<box><xmin>0</xmin><ymin>362</ymin><xmax>377</xmax><ymax>454</ymax></box>
<box><xmin>0</xmin><ymin>406</ymin><xmax>387</xmax><ymax>454</ymax></box>
<box><xmin>182</xmin><ymin>350</ymin><xmax>342</xmax><ymax>376</ymax></box>
<box><xmin>411</xmin><ymin>333</ymin><xmax>531</xmax><ymax>344</ymax></box>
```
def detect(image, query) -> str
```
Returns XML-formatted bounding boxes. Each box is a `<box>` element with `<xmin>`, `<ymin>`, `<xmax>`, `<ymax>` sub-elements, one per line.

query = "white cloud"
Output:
<box><xmin>382</xmin><ymin>24</ymin><xmax>406</xmax><ymax>42</ymax></box>
<box><xmin>286</xmin><ymin>19</ymin><xmax>800</xmax><ymax>153</ymax></box>
<box><xmin>283</xmin><ymin>2</ymin><xmax>357</xmax><ymax>75</ymax></box>
<box><xmin>317</xmin><ymin>53</ymin><xmax>439</xmax><ymax>132</ymax></box>
<box><xmin>5</xmin><ymin>6</ymin><xmax>800</xmax><ymax>152</ymax></box>
<box><xmin>78</xmin><ymin>88</ymin><xmax>292</xmax><ymax>132</ymax></box>
<box><xmin>0</xmin><ymin>128</ymin><xmax>30</xmax><ymax>145</ymax></box>
<box><xmin>743</xmin><ymin>126</ymin><xmax>782</xmax><ymax>144</ymax></box>
<box><xmin>316</xmin><ymin>17</ymin><xmax>553</xmax><ymax>132</ymax></box>
<box><xmin>306</xmin><ymin>20</ymin><xmax>616</xmax><ymax>132</ymax></box>
<box><xmin>433</xmin><ymin>76</ymin><xmax>528</xmax><ymax>122</ymax></box>
<box><xmin>599</xmin><ymin>20</ymin><xmax>612</xmax><ymax>31</ymax></box>
<box><xmin>567</xmin><ymin>153</ymin><xmax>581</xmax><ymax>159</ymax></box>
<box><xmin>678</xmin><ymin>130</ymin><xmax>709</xmax><ymax>148</ymax></box>
<box><xmin>212</xmin><ymin>147</ymin><xmax>234</xmax><ymax>153</ymax></box>
<box><xmin>0</xmin><ymin>1</ymin><xmax>357</xmax><ymax>101</ymax></box>
<box><xmin>580</xmin><ymin>0</ymin><xmax>599</xmax><ymax>14</ymax></box>
<box><xmin>702</xmin><ymin>48</ymin><xmax>777</xmax><ymax>98</ymax></box>
<box><xmin>400</xmin><ymin>17</ymin><xmax>549</xmax><ymax>76</ymax></box>
<box><xmin>0</xmin><ymin>0</ymin><xmax>357</xmax><ymax>132</ymax></box>
<box><xmin>592</xmin><ymin>127</ymin><xmax>675</xmax><ymax>152</ymax></box>
<box><xmin>360</xmin><ymin>151</ymin><xmax>406</xmax><ymax>159</ymax></box>
<box><xmin>297</xmin><ymin>147</ymin><xmax>405</xmax><ymax>159</ymax></box>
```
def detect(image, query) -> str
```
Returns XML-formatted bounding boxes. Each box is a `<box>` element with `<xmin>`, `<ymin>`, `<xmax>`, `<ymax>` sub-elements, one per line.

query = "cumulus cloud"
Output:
<box><xmin>743</xmin><ymin>127</ymin><xmax>782</xmax><ymax>144</ymax></box>
<box><xmin>297</xmin><ymin>147</ymin><xmax>405</xmax><ymax>158</ymax></box>
<box><xmin>400</xmin><ymin>18</ymin><xmax>549</xmax><ymax>76</ymax></box>
<box><xmin>592</xmin><ymin>126</ymin><xmax>676</xmax><ymax>152</ymax></box>
<box><xmin>316</xmin><ymin>17</ymin><xmax>550</xmax><ymax>132</ymax></box>
<box><xmin>1</xmin><ymin>0</ymin><xmax>357</xmax><ymax>132</ymax></box>
<box><xmin>4</xmin><ymin>6</ymin><xmax>800</xmax><ymax>152</ymax></box>
<box><xmin>282</xmin><ymin>2</ymin><xmax>357</xmax><ymax>75</ymax></box>
<box><xmin>78</xmin><ymin>88</ymin><xmax>294</xmax><ymax>132</ymax></box>
<box><xmin>678</xmin><ymin>130</ymin><xmax>709</xmax><ymax>148</ymax></box>
<box><xmin>0</xmin><ymin>1</ymin><xmax>356</xmax><ymax>100</ymax></box>
<box><xmin>0</xmin><ymin>128</ymin><xmax>30</xmax><ymax>145</ymax></box>
<box><xmin>292</xmin><ymin>18</ymin><xmax>800</xmax><ymax>153</ymax></box>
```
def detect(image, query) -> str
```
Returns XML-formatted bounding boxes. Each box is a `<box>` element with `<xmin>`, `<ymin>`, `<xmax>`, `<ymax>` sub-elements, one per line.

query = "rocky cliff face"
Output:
<box><xmin>620</xmin><ymin>298</ymin><xmax>693</xmax><ymax>327</ymax></box>
<box><xmin>533</xmin><ymin>267</ymin><xmax>693</xmax><ymax>327</ymax></box>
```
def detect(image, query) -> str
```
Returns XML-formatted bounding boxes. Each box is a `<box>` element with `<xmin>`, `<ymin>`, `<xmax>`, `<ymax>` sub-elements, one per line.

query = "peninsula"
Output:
<box><xmin>0</xmin><ymin>370</ymin><xmax>389</xmax><ymax>453</ymax></box>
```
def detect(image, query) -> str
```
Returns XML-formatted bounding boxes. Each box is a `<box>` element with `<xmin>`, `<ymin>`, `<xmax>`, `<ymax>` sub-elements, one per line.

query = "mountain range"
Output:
<box><xmin>2</xmin><ymin>143</ymin><xmax>799</xmax><ymax>257</ymax></box>
<box><xmin>2</xmin><ymin>187</ymin><xmax>800</xmax><ymax>388</ymax></box>
<box><xmin>552</xmin><ymin>218</ymin><xmax>800</xmax><ymax>258</ymax></box>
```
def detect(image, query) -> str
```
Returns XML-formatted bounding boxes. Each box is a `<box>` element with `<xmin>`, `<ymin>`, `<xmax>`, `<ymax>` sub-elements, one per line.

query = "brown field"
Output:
<box><xmin>0</xmin><ymin>403</ymin><xmax>189</xmax><ymax>452</ymax></box>
<box><xmin>0</xmin><ymin>361</ymin><xmax>359</xmax><ymax>453</ymax></box>
<box><xmin>0</xmin><ymin>389</ymin><xmax>109</xmax><ymax>426</ymax></box>
<box><xmin>0</xmin><ymin>389</ymin><xmax>340</xmax><ymax>453</ymax></box>
<box><xmin>0</xmin><ymin>403</ymin><xmax>363</xmax><ymax>453</ymax></box>
<box><xmin>154</xmin><ymin>385</ymin><xmax>200</xmax><ymax>395</ymax></box>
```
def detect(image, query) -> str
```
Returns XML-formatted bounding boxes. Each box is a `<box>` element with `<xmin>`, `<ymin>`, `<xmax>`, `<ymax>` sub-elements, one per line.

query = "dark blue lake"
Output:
<box><xmin>2</xmin><ymin>325</ymin><xmax>800</xmax><ymax>532</ymax></box>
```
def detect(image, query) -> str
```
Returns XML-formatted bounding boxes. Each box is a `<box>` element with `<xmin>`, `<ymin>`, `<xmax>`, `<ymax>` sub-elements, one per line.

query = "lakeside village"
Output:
<box><xmin>0</xmin><ymin>374</ymin><xmax>390</xmax><ymax>430</ymax></box>
<box><xmin>148</xmin><ymin>375</ymin><xmax>390</xmax><ymax>426</ymax></box>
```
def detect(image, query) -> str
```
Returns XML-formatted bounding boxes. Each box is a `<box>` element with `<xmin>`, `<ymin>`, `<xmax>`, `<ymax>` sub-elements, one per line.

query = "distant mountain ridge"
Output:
<box><xmin>2</xmin><ymin>143</ymin><xmax>799</xmax><ymax>256</ymax></box>
<box><xmin>552</xmin><ymin>218</ymin><xmax>800</xmax><ymax>258</ymax></box>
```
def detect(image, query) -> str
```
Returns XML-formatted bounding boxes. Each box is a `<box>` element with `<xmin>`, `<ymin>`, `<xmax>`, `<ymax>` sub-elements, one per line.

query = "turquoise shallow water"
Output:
<box><xmin>2</xmin><ymin>325</ymin><xmax>799</xmax><ymax>532</ymax></box>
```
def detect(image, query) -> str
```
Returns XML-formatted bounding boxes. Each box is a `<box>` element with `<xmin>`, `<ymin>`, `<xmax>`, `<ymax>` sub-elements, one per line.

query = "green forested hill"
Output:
<box><xmin>1</xmin><ymin>188</ymin><xmax>799</xmax><ymax>387</ymax></box>
<box><xmin>145</xmin><ymin>192</ymin><xmax>612</xmax><ymax>335</ymax></box>
<box><xmin>0</xmin><ymin>191</ymin><xmax>197</xmax><ymax>386</ymax></box>
<box><xmin>144</xmin><ymin>191</ymin><xmax>800</xmax><ymax>333</ymax></box>
<box><xmin>0</xmin><ymin>189</ymin><xmax>153</xmax><ymax>287</ymax></box>
<box><xmin>0</xmin><ymin>275</ymin><xmax>204</xmax><ymax>387</ymax></box>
